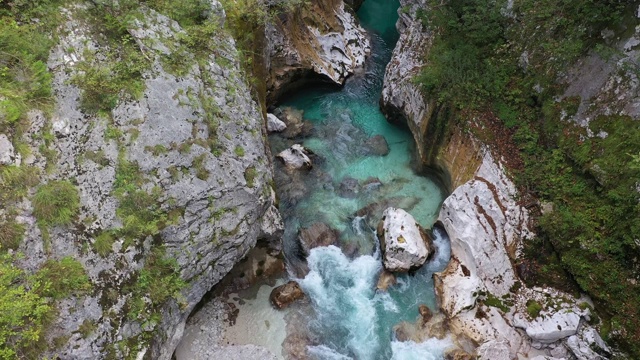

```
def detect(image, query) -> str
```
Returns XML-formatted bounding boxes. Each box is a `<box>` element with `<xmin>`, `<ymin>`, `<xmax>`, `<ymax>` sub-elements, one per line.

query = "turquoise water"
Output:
<box><xmin>269</xmin><ymin>0</ymin><xmax>452</xmax><ymax>358</ymax></box>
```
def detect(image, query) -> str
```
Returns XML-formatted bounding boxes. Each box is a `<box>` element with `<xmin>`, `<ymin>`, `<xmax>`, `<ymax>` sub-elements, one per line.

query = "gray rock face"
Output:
<box><xmin>264</xmin><ymin>0</ymin><xmax>370</xmax><ymax>102</ymax></box>
<box><xmin>0</xmin><ymin>133</ymin><xmax>18</xmax><ymax>165</ymax></box>
<box><xmin>380</xmin><ymin>0</ymin><xmax>431</xmax><ymax>132</ymax></box>
<box><xmin>9</xmin><ymin>4</ymin><xmax>282</xmax><ymax>360</ymax></box>
<box><xmin>377</xmin><ymin>207</ymin><xmax>432</xmax><ymax>272</ymax></box>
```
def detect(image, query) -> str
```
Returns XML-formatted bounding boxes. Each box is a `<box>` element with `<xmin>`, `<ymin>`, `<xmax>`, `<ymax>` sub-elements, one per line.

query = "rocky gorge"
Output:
<box><xmin>1</xmin><ymin>0</ymin><xmax>638</xmax><ymax>359</ymax></box>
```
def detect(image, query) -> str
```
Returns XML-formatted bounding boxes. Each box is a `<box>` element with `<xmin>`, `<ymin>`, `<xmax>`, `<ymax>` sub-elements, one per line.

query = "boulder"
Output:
<box><xmin>377</xmin><ymin>207</ymin><xmax>432</xmax><ymax>272</ymax></box>
<box><xmin>266</xmin><ymin>113</ymin><xmax>287</xmax><ymax>133</ymax></box>
<box><xmin>364</xmin><ymin>135</ymin><xmax>389</xmax><ymax>156</ymax></box>
<box><xmin>0</xmin><ymin>134</ymin><xmax>17</xmax><ymax>165</ymax></box>
<box><xmin>277</xmin><ymin>144</ymin><xmax>312</xmax><ymax>170</ymax></box>
<box><xmin>376</xmin><ymin>270</ymin><xmax>397</xmax><ymax>291</ymax></box>
<box><xmin>298</xmin><ymin>222</ymin><xmax>339</xmax><ymax>256</ymax></box>
<box><xmin>269</xmin><ymin>281</ymin><xmax>305</xmax><ymax>309</ymax></box>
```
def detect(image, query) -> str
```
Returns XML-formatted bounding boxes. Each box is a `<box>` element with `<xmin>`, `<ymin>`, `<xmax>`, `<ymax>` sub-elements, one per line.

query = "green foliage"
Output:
<box><xmin>94</xmin><ymin>231</ymin><xmax>116</xmax><ymax>257</ymax></box>
<box><xmin>244</xmin><ymin>166</ymin><xmax>257</xmax><ymax>188</ymax></box>
<box><xmin>71</xmin><ymin>2</ymin><xmax>150</xmax><ymax>114</ymax></box>
<box><xmin>417</xmin><ymin>0</ymin><xmax>638</xmax><ymax>354</ymax></box>
<box><xmin>112</xmin><ymin>158</ymin><xmax>166</xmax><ymax>245</ymax></box>
<box><xmin>0</xmin><ymin>220</ymin><xmax>25</xmax><ymax>252</ymax></box>
<box><xmin>193</xmin><ymin>153</ymin><xmax>209</xmax><ymax>180</ymax></box>
<box><xmin>32</xmin><ymin>180</ymin><xmax>80</xmax><ymax>227</ymax></box>
<box><xmin>0</xmin><ymin>16</ymin><xmax>55</xmax><ymax>128</ymax></box>
<box><xmin>0</xmin><ymin>165</ymin><xmax>40</xmax><ymax>203</ymax></box>
<box><xmin>0</xmin><ymin>253</ymin><xmax>52</xmax><ymax>359</ymax></box>
<box><xmin>126</xmin><ymin>246</ymin><xmax>185</xmax><ymax>320</ymax></box>
<box><xmin>34</xmin><ymin>257</ymin><xmax>91</xmax><ymax>300</ymax></box>
<box><xmin>482</xmin><ymin>292</ymin><xmax>510</xmax><ymax>313</ymax></box>
<box><xmin>526</xmin><ymin>299</ymin><xmax>542</xmax><ymax>318</ymax></box>
<box><xmin>234</xmin><ymin>145</ymin><xmax>245</xmax><ymax>157</ymax></box>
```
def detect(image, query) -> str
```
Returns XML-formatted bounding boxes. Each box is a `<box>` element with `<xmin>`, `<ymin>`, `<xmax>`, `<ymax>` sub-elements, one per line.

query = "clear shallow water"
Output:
<box><xmin>269</xmin><ymin>0</ymin><xmax>452</xmax><ymax>358</ymax></box>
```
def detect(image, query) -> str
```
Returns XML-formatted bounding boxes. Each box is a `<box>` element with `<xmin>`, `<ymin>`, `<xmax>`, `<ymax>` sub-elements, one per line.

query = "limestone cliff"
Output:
<box><xmin>3</xmin><ymin>3</ymin><xmax>282</xmax><ymax>359</ymax></box>
<box><xmin>264</xmin><ymin>0</ymin><xmax>370</xmax><ymax>103</ymax></box>
<box><xmin>380</xmin><ymin>0</ymin><xmax>631</xmax><ymax>358</ymax></box>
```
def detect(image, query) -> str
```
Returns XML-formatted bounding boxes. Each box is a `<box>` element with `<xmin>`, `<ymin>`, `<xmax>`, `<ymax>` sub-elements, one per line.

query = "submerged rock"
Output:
<box><xmin>277</xmin><ymin>144</ymin><xmax>313</xmax><ymax>170</ymax></box>
<box><xmin>276</xmin><ymin>107</ymin><xmax>313</xmax><ymax>139</ymax></box>
<box><xmin>298</xmin><ymin>222</ymin><xmax>339</xmax><ymax>256</ymax></box>
<box><xmin>270</xmin><ymin>281</ymin><xmax>305</xmax><ymax>309</ymax></box>
<box><xmin>418</xmin><ymin>304</ymin><xmax>433</xmax><ymax>324</ymax></box>
<box><xmin>338</xmin><ymin>176</ymin><xmax>360</xmax><ymax>198</ymax></box>
<box><xmin>377</xmin><ymin>207</ymin><xmax>433</xmax><ymax>272</ymax></box>
<box><xmin>266</xmin><ymin>113</ymin><xmax>287</xmax><ymax>133</ymax></box>
<box><xmin>364</xmin><ymin>134</ymin><xmax>390</xmax><ymax>156</ymax></box>
<box><xmin>376</xmin><ymin>270</ymin><xmax>397</xmax><ymax>291</ymax></box>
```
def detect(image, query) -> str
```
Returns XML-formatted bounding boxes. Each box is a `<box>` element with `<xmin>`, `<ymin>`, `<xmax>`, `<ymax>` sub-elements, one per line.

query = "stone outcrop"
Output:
<box><xmin>266</xmin><ymin>113</ymin><xmax>287</xmax><ymax>133</ymax></box>
<box><xmin>269</xmin><ymin>280</ymin><xmax>305</xmax><ymax>309</ymax></box>
<box><xmin>298</xmin><ymin>222</ymin><xmax>339</xmax><ymax>256</ymax></box>
<box><xmin>4</xmin><ymin>3</ymin><xmax>283</xmax><ymax>360</ymax></box>
<box><xmin>277</xmin><ymin>144</ymin><xmax>313</xmax><ymax>170</ymax></box>
<box><xmin>434</xmin><ymin>151</ymin><xmax>605</xmax><ymax>359</ymax></box>
<box><xmin>265</xmin><ymin>0</ymin><xmax>370</xmax><ymax>102</ymax></box>
<box><xmin>0</xmin><ymin>133</ymin><xmax>18</xmax><ymax>165</ymax></box>
<box><xmin>377</xmin><ymin>207</ymin><xmax>433</xmax><ymax>272</ymax></box>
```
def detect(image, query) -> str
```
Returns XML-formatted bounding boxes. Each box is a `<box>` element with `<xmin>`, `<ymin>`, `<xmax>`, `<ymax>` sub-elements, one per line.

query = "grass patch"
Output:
<box><xmin>0</xmin><ymin>220</ymin><xmax>25</xmax><ymax>252</ymax></box>
<box><xmin>34</xmin><ymin>257</ymin><xmax>91</xmax><ymax>300</ymax></box>
<box><xmin>192</xmin><ymin>153</ymin><xmax>209</xmax><ymax>180</ymax></box>
<box><xmin>94</xmin><ymin>231</ymin><xmax>116</xmax><ymax>257</ymax></box>
<box><xmin>32</xmin><ymin>180</ymin><xmax>80</xmax><ymax>227</ymax></box>
<box><xmin>526</xmin><ymin>299</ymin><xmax>543</xmax><ymax>319</ymax></box>
<box><xmin>244</xmin><ymin>166</ymin><xmax>257</xmax><ymax>188</ymax></box>
<box><xmin>234</xmin><ymin>145</ymin><xmax>245</xmax><ymax>157</ymax></box>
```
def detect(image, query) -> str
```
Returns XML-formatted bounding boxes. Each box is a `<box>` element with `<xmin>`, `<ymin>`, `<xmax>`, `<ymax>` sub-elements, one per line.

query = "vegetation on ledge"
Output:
<box><xmin>417</xmin><ymin>0</ymin><xmax>640</xmax><ymax>356</ymax></box>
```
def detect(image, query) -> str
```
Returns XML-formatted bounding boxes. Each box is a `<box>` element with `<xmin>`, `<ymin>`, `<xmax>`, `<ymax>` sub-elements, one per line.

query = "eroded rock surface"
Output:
<box><xmin>298</xmin><ymin>222</ymin><xmax>339</xmax><ymax>256</ymax></box>
<box><xmin>265</xmin><ymin>0</ymin><xmax>370</xmax><ymax>102</ymax></box>
<box><xmin>7</xmin><ymin>4</ymin><xmax>283</xmax><ymax>359</ymax></box>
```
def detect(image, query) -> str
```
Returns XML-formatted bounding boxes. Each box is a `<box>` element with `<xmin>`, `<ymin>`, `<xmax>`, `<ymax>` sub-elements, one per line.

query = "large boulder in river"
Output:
<box><xmin>298</xmin><ymin>222</ymin><xmax>339</xmax><ymax>256</ymax></box>
<box><xmin>376</xmin><ymin>207</ymin><xmax>433</xmax><ymax>272</ymax></box>
<box><xmin>277</xmin><ymin>144</ymin><xmax>312</xmax><ymax>170</ymax></box>
<box><xmin>270</xmin><ymin>281</ymin><xmax>305</xmax><ymax>309</ymax></box>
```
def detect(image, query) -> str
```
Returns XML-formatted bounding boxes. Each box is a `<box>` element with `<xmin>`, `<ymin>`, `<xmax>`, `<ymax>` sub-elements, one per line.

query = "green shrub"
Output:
<box><xmin>244</xmin><ymin>166</ymin><xmax>257</xmax><ymax>188</ymax></box>
<box><xmin>32</xmin><ymin>180</ymin><xmax>80</xmax><ymax>226</ymax></box>
<box><xmin>234</xmin><ymin>145</ymin><xmax>245</xmax><ymax>157</ymax></box>
<box><xmin>0</xmin><ymin>165</ymin><xmax>40</xmax><ymax>203</ymax></box>
<box><xmin>526</xmin><ymin>299</ymin><xmax>543</xmax><ymax>318</ymax></box>
<box><xmin>94</xmin><ymin>231</ymin><xmax>116</xmax><ymax>257</ymax></box>
<box><xmin>0</xmin><ymin>253</ymin><xmax>53</xmax><ymax>359</ymax></box>
<box><xmin>0</xmin><ymin>221</ymin><xmax>25</xmax><ymax>251</ymax></box>
<box><xmin>34</xmin><ymin>257</ymin><xmax>91</xmax><ymax>300</ymax></box>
